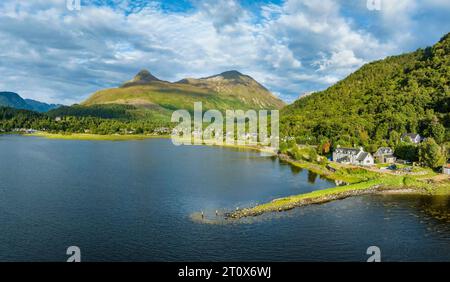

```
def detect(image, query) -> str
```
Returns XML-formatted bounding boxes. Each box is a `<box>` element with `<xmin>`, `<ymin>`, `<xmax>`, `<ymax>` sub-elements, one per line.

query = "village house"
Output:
<box><xmin>374</xmin><ymin>147</ymin><xmax>396</xmax><ymax>164</ymax></box>
<box><xmin>443</xmin><ymin>164</ymin><xmax>450</xmax><ymax>175</ymax></box>
<box><xmin>332</xmin><ymin>146</ymin><xmax>374</xmax><ymax>166</ymax></box>
<box><xmin>401</xmin><ymin>133</ymin><xmax>422</xmax><ymax>144</ymax></box>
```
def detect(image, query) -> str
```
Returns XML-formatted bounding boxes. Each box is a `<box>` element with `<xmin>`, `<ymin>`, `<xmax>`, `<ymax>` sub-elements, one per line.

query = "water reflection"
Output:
<box><xmin>416</xmin><ymin>195</ymin><xmax>450</xmax><ymax>223</ymax></box>
<box><xmin>307</xmin><ymin>170</ymin><xmax>318</xmax><ymax>184</ymax></box>
<box><xmin>289</xmin><ymin>165</ymin><xmax>303</xmax><ymax>175</ymax></box>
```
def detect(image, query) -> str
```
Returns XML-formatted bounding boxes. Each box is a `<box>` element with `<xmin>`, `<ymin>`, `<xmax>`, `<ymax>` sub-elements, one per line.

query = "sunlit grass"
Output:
<box><xmin>29</xmin><ymin>132</ymin><xmax>170</xmax><ymax>141</ymax></box>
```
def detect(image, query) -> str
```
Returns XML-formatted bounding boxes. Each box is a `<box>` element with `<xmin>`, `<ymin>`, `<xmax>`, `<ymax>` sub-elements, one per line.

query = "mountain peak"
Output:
<box><xmin>0</xmin><ymin>91</ymin><xmax>29</xmax><ymax>110</ymax></box>
<box><xmin>135</xmin><ymin>69</ymin><xmax>159</xmax><ymax>81</ymax></box>
<box><xmin>121</xmin><ymin>69</ymin><xmax>161</xmax><ymax>87</ymax></box>
<box><xmin>206</xmin><ymin>70</ymin><xmax>246</xmax><ymax>80</ymax></box>
<box><xmin>219</xmin><ymin>70</ymin><xmax>244</xmax><ymax>78</ymax></box>
<box><xmin>0</xmin><ymin>91</ymin><xmax>21</xmax><ymax>98</ymax></box>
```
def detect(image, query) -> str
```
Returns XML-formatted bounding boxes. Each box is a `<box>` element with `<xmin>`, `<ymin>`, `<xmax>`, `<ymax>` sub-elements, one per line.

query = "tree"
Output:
<box><xmin>279</xmin><ymin>141</ymin><xmax>289</xmax><ymax>154</ymax></box>
<box><xmin>395</xmin><ymin>142</ymin><xmax>418</xmax><ymax>161</ymax></box>
<box><xmin>388</xmin><ymin>130</ymin><xmax>401</xmax><ymax>148</ymax></box>
<box><xmin>319</xmin><ymin>139</ymin><xmax>331</xmax><ymax>155</ymax></box>
<box><xmin>429</xmin><ymin>122</ymin><xmax>445</xmax><ymax>144</ymax></box>
<box><xmin>418</xmin><ymin>138</ymin><xmax>446</xmax><ymax>169</ymax></box>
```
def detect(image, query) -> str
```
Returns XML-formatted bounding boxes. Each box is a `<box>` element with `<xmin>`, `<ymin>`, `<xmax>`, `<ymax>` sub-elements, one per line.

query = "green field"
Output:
<box><xmin>29</xmin><ymin>132</ymin><xmax>170</xmax><ymax>141</ymax></box>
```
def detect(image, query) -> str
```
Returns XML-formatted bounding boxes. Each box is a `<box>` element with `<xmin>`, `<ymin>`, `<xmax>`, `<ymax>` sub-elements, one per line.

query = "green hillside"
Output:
<box><xmin>82</xmin><ymin>70</ymin><xmax>285</xmax><ymax>119</ymax></box>
<box><xmin>282</xmin><ymin>33</ymin><xmax>450</xmax><ymax>149</ymax></box>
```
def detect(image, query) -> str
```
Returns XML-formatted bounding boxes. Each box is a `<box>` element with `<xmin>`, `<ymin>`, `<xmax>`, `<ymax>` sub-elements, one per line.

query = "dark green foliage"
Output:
<box><xmin>47</xmin><ymin>104</ymin><xmax>136</xmax><ymax>120</ymax></box>
<box><xmin>418</xmin><ymin>138</ymin><xmax>446</xmax><ymax>169</ymax></box>
<box><xmin>395</xmin><ymin>143</ymin><xmax>419</xmax><ymax>161</ymax></box>
<box><xmin>281</xmin><ymin>33</ymin><xmax>450</xmax><ymax>148</ymax></box>
<box><xmin>279</xmin><ymin>141</ymin><xmax>289</xmax><ymax>154</ymax></box>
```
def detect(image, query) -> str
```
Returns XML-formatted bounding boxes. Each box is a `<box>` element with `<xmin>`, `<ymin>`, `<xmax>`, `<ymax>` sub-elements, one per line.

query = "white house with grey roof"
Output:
<box><xmin>401</xmin><ymin>133</ymin><xmax>422</xmax><ymax>144</ymax></box>
<box><xmin>332</xmin><ymin>146</ymin><xmax>374</xmax><ymax>166</ymax></box>
<box><xmin>374</xmin><ymin>147</ymin><xmax>396</xmax><ymax>163</ymax></box>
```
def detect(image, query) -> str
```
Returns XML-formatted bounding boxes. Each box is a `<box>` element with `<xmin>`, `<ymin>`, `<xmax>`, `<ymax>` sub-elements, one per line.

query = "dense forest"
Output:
<box><xmin>281</xmin><ymin>33</ymin><xmax>450</xmax><ymax>151</ymax></box>
<box><xmin>0</xmin><ymin>107</ymin><xmax>170</xmax><ymax>135</ymax></box>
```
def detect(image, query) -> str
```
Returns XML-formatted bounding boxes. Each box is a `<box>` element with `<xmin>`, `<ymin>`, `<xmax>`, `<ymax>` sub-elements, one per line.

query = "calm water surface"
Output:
<box><xmin>0</xmin><ymin>135</ymin><xmax>449</xmax><ymax>261</ymax></box>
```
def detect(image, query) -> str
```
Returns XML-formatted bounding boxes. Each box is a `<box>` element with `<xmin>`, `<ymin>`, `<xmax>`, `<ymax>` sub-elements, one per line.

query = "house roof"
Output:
<box><xmin>335</xmin><ymin>147</ymin><xmax>361</xmax><ymax>155</ymax></box>
<box><xmin>375</xmin><ymin>147</ymin><xmax>393</xmax><ymax>155</ymax></box>
<box><xmin>337</xmin><ymin>156</ymin><xmax>351</xmax><ymax>162</ymax></box>
<box><xmin>357</xmin><ymin>152</ymin><xmax>370</xmax><ymax>161</ymax></box>
<box><xmin>401</xmin><ymin>133</ymin><xmax>420</xmax><ymax>139</ymax></box>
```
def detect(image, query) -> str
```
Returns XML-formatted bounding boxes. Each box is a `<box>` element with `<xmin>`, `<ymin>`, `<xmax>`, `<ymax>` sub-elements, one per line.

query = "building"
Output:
<box><xmin>401</xmin><ymin>133</ymin><xmax>422</xmax><ymax>144</ymax></box>
<box><xmin>332</xmin><ymin>146</ymin><xmax>374</xmax><ymax>166</ymax></box>
<box><xmin>443</xmin><ymin>164</ymin><xmax>450</xmax><ymax>175</ymax></box>
<box><xmin>374</xmin><ymin>147</ymin><xmax>396</xmax><ymax>164</ymax></box>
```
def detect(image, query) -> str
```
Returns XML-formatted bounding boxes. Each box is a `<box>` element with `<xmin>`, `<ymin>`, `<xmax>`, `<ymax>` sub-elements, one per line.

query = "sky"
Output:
<box><xmin>1</xmin><ymin>0</ymin><xmax>450</xmax><ymax>105</ymax></box>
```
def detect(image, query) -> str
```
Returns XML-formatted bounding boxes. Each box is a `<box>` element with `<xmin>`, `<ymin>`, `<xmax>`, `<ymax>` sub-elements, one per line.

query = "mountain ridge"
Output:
<box><xmin>0</xmin><ymin>92</ymin><xmax>61</xmax><ymax>113</ymax></box>
<box><xmin>82</xmin><ymin>69</ymin><xmax>285</xmax><ymax>119</ymax></box>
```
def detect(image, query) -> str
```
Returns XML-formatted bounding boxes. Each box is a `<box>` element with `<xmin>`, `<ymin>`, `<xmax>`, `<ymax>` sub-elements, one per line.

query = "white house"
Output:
<box><xmin>374</xmin><ymin>147</ymin><xmax>396</xmax><ymax>163</ymax></box>
<box><xmin>401</xmin><ymin>133</ymin><xmax>422</xmax><ymax>144</ymax></box>
<box><xmin>443</xmin><ymin>164</ymin><xmax>450</xmax><ymax>175</ymax></box>
<box><xmin>332</xmin><ymin>146</ymin><xmax>374</xmax><ymax>166</ymax></box>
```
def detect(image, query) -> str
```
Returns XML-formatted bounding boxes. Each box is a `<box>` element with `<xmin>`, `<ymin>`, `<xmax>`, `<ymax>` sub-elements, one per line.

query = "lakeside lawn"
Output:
<box><xmin>229</xmin><ymin>157</ymin><xmax>450</xmax><ymax>219</ymax></box>
<box><xmin>28</xmin><ymin>132</ymin><xmax>170</xmax><ymax>141</ymax></box>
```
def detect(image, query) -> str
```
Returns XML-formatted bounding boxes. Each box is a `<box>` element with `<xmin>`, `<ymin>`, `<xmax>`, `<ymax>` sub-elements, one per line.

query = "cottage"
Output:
<box><xmin>443</xmin><ymin>164</ymin><xmax>450</xmax><ymax>175</ymax></box>
<box><xmin>332</xmin><ymin>146</ymin><xmax>374</xmax><ymax>166</ymax></box>
<box><xmin>401</xmin><ymin>133</ymin><xmax>422</xmax><ymax>144</ymax></box>
<box><xmin>374</xmin><ymin>147</ymin><xmax>396</xmax><ymax>164</ymax></box>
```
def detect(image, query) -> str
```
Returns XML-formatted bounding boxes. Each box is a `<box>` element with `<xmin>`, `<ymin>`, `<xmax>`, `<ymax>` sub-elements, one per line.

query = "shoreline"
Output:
<box><xmin>225</xmin><ymin>154</ymin><xmax>449</xmax><ymax>220</ymax></box>
<box><xmin>226</xmin><ymin>184</ymin><xmax>425</xmax><ymax>220</ymax></box>
<box><xmin>11</xmin><ymin>131</ymin><xmax>449</xmax><ymax>219</ymax></box>
<box><xmin>27</xmin><ymin>132</ymin><xmax>171</xmax><ymax>141</ymax></box>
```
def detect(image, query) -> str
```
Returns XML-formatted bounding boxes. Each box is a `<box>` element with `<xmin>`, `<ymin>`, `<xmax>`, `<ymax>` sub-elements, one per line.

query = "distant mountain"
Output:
<box><xmin>0</xmin><ymin>92</ymin><xmax>61</xmax><ymax>113</ymax></box>
<box><xmin>24</xmin><ymin>99</ymin><xmax>61</xmax><ymax>113</ymax></box>
<box><xmin>82</xmin><ymin>70</ymin><xmax>285</xmax><ymax>119</ymax></box>
<box><xmin>281</xmin><ymin>32</ymin><xmax>450</xmax><ymax>147</ymax></box>
<box><xmin>0</xmin><ymin>92</ymin><xmax>30</xmax><ymax>110</ymax></box>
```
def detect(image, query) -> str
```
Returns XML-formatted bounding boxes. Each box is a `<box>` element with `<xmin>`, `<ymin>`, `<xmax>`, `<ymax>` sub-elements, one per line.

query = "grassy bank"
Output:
<box><xmin>29</xmin><ymin>132</ymin><xmax>170</xmax><ymax>141</ymax></box>
<box><xmin>228</xmin><ymin>155</ymin><xmax>450</xmax><ymax>219</ymax></box>
<box><xmin>279</xmin><ymin>154</ymin><xmax>380</xmax><ymax>184</ymax></box>
<box><xmin>227</xmin><ymin>175</ymin><xmax>437</xmax><ymax>219</ymax></box>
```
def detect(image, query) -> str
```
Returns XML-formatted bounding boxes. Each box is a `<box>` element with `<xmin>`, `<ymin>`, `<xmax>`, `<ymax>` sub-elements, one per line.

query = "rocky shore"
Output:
<box><xmin>225</xmin><ymin>185</ymin><xmax>424</xmax><ymax>219</ymax></box>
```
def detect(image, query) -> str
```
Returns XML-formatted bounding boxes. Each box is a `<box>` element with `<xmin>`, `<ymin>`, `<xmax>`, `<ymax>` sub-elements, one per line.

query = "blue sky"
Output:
<box><xmin>1</xmin><ymin>0</ymin><xmax>450</xmax><ymax>104</ymax></box>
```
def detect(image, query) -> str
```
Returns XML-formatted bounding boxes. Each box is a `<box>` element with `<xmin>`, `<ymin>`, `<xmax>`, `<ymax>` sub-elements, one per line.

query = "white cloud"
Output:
<box><xmin>0</xmin><ymin>0</ymin><xmax>449</xmax><ymax>104</ymax></box>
